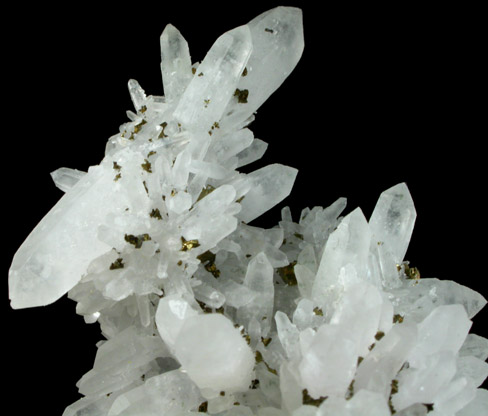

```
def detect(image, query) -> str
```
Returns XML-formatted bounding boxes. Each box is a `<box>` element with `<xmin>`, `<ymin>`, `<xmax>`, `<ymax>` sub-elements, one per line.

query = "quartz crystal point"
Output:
<box><xmin>238</xmin><ymin>164</ymin><xmax>298</xmax><ymax>223</ymax></box>
<box><xmin>173</xmin><ymin>313</ymin><xmax>255</xmax><ymax>394</ymax></box>
<box><xmin>51</xmin><ymin>167</ymin><xmax>87</xmax><ymax>193</ymax></box>
<box><xmin>9</xmin><ymin>164</ymin><xmax>124</xmax><ymax>309</ymax></box>
<box><xmin>160</xmin><ymin>24</ymin><xmax>193</xmax><ymax>104</ymax></box>
<box><xmin>219</xmin><ymin>6</ymin><xmax>304</xmax><ymax>130</ymax></box>
<box><xmin>173</xmin><ymin>25</ymin><xmax>253</xmax><ymax>133</ymax></box>
<box><xmin>312</xmin><ymin>208</ymin><xmax>372</xmax><ymax>311</ymax></box>
<box><xmin>8</xmin><ymin>6</ymin><xmax>488</xmax><ymax>416</ymax></box>
<box><xmin>369</xmin><ymin>182</ymin><xmax>416</xmax><ymax>289</ymax></box>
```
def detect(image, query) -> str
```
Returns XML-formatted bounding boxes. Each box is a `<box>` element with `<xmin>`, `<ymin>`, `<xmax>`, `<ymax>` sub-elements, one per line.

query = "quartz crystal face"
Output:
<box><xmin>7</xmin><ymin>6</ymin><xmax>488</xmax><ymax>416</ymax></box>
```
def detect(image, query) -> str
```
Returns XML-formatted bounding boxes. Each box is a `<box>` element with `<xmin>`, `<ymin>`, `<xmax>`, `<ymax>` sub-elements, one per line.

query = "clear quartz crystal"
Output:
<box><xmin>160</xmin><ymin>24</ymin><xmax>193</xmax><ymax>104</ymax></box>
<box><xmin>369</xmin><ymin>183</ymin><xmax>416</xmax><ymax>289</ymax></box>
<box><xmin>173</xmin><ymin>25</ymin><xmax>253</xmax><ymax>133</ymax></box>
<box><xmin>7</xmin><ymin>6</ymin><xmax>487</xmax><ymax>416</ymax></box>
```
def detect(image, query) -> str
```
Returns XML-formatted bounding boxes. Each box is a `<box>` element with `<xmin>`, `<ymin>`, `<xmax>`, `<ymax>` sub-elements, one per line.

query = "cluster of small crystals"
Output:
<box><xmin>8</xmin><ymin>7</ymin><xmax>488</xmax><ymax>416</ymax></box>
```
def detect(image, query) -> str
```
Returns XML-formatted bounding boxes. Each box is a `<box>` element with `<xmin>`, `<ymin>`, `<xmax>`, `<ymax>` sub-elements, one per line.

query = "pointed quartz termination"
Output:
<box><xmin>407</xmin><ymin>304</ymin><xmax>472</xmax><ymax>368</ymax></box>
<box><xmin>9</xmin><ymin>166</ymin><xmax>111</xmax><ymax>308</ymax></box>
<box><xmin>238</xmin><ymin>163</ymin><xmax>298</xmax><ymax>223</ymax></box>
<box><xmin>77</xmin><ymin>326</ymin><xmax>170</xmax><ymax>398</ymax></box>
<box><xmin>275</xmin><ymin>310</ymin><xmax>300</xmax><ymax>359</ymax></box>
<box><xmin>50</xmin><ymin>167</ymin><xmax>86</xmax><ymax>193</ymax></box>
<box><xmin>235</xmin><ymin>138</ymin><xmax>268</xmax><ymax>168</ymax></box>
<box><xmin>9</xmin><ymin>151</ymin><xmax>150</xmax><ymax>309</ymax></box>
<box><xmin>237</xmin><ymin>252</ymin><xmax>275</xmax><ymax>336</ymax></box>
<box><xmin>160</xmin><ymin>24</ymin><xmax>193</xmax><ymax>104</ymax></box>
<box><xmin>369</xmin><ymin>182</ymin><xmax>416</xmax><ymax>288</ymax></box>
<box><xmin>220</xmin><ymin>7</ymin><xmax>304</xmax><ymax>130</ymax></box>
<box><xmin>173</xmin><ymin>25</ymin><xmax>252</xmax><ymax>133</ymax></box>
<box><xmin>155</xmin><ymin>294</ymin><xmax>199</xmax><ymax>351</ymax></box>
<box><xmin>127</xmin><ymin>79</ymin><xmax>147</xmax><ymax>111</ymax></box>
<box><xmin>312</xmin><ymin>208</ymin><xmax>372</xmax><ymax>309</ymax></box>
<box><xmin>173</xmin><ymin>313</ymin><xmax>255</xmax><ymax>395</ymax></box>
<box><xmin>155</xmin><ymin>296</ymin><xmax>254</xmax><ymax>395</ymax></box>
<box><xmin>391</xmin><ymin>277</ymin><xmax>487</xmax><ymax>322</ymax></box>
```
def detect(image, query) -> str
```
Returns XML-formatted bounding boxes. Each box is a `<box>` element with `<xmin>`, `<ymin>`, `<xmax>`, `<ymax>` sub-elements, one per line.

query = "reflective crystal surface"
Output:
<box><xmin>8</xmin><ymin>6</ymin><xmax>487</xmax><ymax>416</ymax></box>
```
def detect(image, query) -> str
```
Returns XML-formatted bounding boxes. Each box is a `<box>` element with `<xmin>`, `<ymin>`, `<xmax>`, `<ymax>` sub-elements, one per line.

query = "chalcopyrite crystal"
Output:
<box><xmin>8</xmin><ymin>7</ymin><xmax>488</xmax><ymax>416</ymax></box>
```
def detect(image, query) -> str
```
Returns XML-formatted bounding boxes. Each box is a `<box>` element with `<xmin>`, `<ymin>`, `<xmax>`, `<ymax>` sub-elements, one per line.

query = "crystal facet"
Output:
<box><xmin>8</xmin><ymin>6</ymin><xmax>487</xmax><ymax>416</ymax></box>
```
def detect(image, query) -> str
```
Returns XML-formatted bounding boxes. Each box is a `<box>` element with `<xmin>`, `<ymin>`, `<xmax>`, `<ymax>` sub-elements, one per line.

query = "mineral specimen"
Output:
<box><xmin>8</xmin><ymin>6</ymin><xmax>488</xmax><ymax>416</ymax></box>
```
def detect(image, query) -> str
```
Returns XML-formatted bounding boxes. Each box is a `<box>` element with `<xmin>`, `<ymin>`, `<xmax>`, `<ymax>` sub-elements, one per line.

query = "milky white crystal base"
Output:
<box><xmin>8</xmin><ymin>6</ymin><xmax>488</xmax><ymax>416</ymax></box>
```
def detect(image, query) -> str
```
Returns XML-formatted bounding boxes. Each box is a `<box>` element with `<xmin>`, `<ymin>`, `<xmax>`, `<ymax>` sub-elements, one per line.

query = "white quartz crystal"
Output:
<box><xmin>8</xmin><ymin>6</ymin><xmax>487</xmax><ymax>416</ymax></box>
<box><xmin>107</xmin><ymin>369</ymin><xmax>201</xmax><ymax>416</ymax></box>
<box><xmin>174</xmin><ymin>313</ymin><xmax>255</xmax><ymax>395</ymax></box>
<box><xmin>369</xmin><ymin>183</ymin><xmax>416</xmax><ymax>289</ymax></box>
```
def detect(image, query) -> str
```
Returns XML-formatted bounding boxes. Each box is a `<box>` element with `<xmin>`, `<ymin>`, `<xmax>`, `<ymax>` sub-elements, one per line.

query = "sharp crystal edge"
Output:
<box><xmin>8</xmin><ymin>6</ymin><xmax>488</xmax><ymax>416</ymax></box>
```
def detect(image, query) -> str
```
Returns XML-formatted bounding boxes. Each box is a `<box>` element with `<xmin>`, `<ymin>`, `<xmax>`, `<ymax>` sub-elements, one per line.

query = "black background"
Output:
<box><xmin>4</xmin><ymin>1</ymin><xmax>486</xmax><ymax>414</ymax></box>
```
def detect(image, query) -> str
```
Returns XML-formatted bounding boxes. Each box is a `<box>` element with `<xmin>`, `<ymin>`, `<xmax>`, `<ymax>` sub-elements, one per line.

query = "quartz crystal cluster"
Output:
<box><xmin>8</xmin><ymin>7</ymin><xmax>488</xmax><ymax>416</ymax></box>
